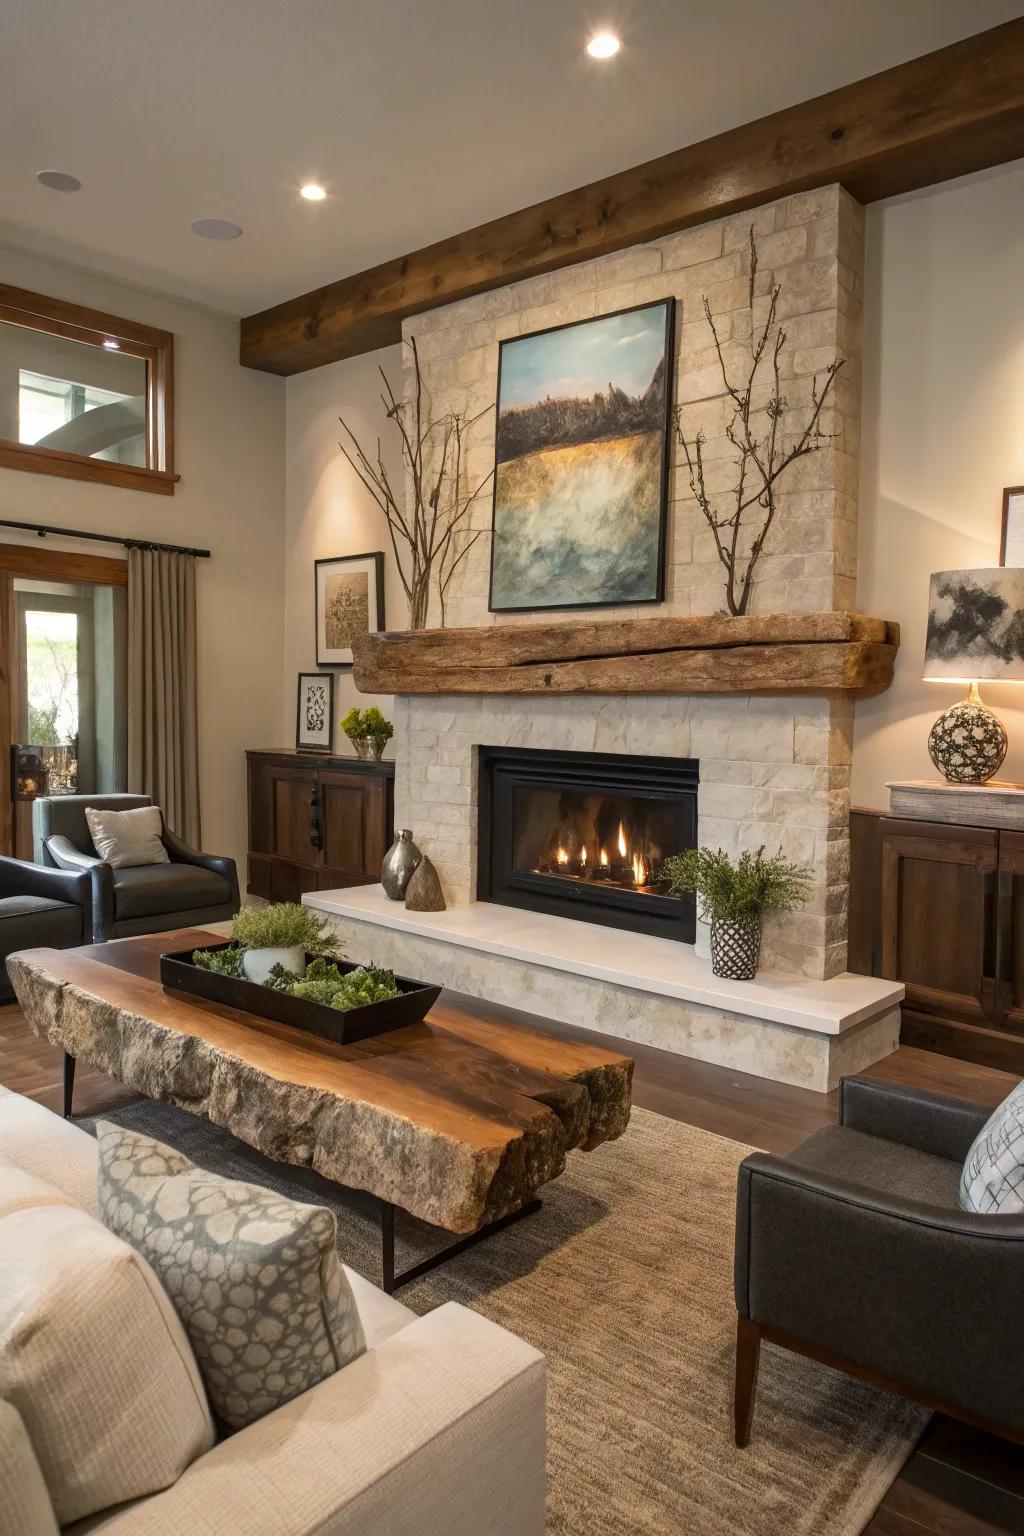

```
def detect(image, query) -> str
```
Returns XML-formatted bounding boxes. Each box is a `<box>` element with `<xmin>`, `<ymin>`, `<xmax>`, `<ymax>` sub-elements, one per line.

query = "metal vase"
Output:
<box><xmin>381</xmin><ymin>828</ymin><xmax>422</xmax><ymax>901</ymax></box>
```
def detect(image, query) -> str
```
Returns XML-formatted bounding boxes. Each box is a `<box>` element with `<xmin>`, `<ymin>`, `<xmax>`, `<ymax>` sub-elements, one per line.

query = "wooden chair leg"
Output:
<box><xmin>734</xmin><ymin>1314</ymin><xmax>761</xmax><ymax>1448</ymax></box>
<box><xmin>63</xmin><ymin>1052</ymin><xmax>76</xmax><ymax>1119</ymax></box>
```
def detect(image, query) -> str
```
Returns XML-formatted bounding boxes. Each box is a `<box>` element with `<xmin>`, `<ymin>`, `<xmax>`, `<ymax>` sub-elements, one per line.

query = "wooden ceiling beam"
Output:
<box><xmin>240</xmin><ymin>19</ymin><xmax>1024</xmax><ymax>376</ymax></box>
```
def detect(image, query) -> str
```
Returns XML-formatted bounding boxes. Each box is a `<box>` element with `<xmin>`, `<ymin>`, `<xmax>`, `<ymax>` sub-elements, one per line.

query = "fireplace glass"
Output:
<box><xmin>513</xmin><ymin>784</ymin><xmax>684</xmax><ymax>895</ymax></box>
<box><xmin>478</xmin><ymin>747</ymin><xmax>698</xmax><ymax>942</ymax></box>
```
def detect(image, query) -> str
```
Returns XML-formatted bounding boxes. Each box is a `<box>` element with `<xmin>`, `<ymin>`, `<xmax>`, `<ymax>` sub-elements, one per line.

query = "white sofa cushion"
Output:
<box><xmin>97</xmin><ymin>1122</ymin><xmax>367</xmax><ymax>1430</ymax></box>
<box><xmin>85</xmin><ymin>804</ymin><xmax>169</xmax><ymax>867</ymax></box>
<box><xmin>0</xmin><ymin>1162</ymin><xmax>214</xmax><ymax>1525</ymax></box>
<box><xmin>0</xmin><ymin>1084</ymin><xmax>100</xmax><ymax>1213</ymax></box>
<box><xmin>0</xmin><ymin>1398</ymin><xmax>59</xmax><ymax>1536</ymax></box>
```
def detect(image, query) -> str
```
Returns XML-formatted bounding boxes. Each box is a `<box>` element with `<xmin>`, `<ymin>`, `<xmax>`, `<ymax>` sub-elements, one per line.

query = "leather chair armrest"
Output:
<box><xmin>735</xmin><ymin>1151</ymin><xmax>1024</xmax><ymax>1430</ymax></box>
<box><xmin>839</xmin><ymin>1075</ymin><xmax>990</xmax><ymax>1162</ymax></box>
<box><xmin>45</xmin><ymin>838</ymin><xmax>114</xmax><ymax>943</ymax></box>
<box><xmin>161</xmin><ymin>828</ymin><xmax>240</xmax><ymax>910</ymax></box>
<box><xmin>0</xmin><ymin>855</ymin><xmax>91</xmax><ymax>917</ymax></box>
<box><xmin>45</xmin><ymin>835</ymin><xmax>101</xmax><ymax>873</ymax></box>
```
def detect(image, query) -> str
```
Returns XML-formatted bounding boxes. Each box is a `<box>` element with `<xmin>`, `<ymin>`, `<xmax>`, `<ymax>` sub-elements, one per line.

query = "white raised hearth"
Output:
<box><xmin>304</xmin><ymin>885</ymin><xmax>903</xmax><ymax>1092</ymax></box>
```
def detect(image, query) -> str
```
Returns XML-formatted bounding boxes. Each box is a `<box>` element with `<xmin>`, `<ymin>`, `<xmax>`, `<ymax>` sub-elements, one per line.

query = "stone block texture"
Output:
<box><xmin>389</xmin><ymin>186</ymin><xmax>866</xmax><ymax>982</ymax></box>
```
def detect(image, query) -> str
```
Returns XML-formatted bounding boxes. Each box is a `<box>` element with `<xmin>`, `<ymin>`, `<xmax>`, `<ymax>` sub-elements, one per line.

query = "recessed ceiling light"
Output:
<box><xmin>300</xmin><ymin>183</ymin><xmax>326</xmax><ymax>202</ymax></box>
<box><xmin>102</xmin><ymin>339</ymin><xmax>121</xmax><ymax>350</ymax></box>
<box><xmin>190</xmin><ymin>218</ymin><xmax>243</xmax><ymax>240</ymax></box>
<box><xmin>586</xmin><ymin>31</ymin><xmax>621</xmax><ymax>59</ymax></box>
<box><xmin>37</xmin><ymin>169</ymin><xmax>82</xmax><ymax>193</ymax></box>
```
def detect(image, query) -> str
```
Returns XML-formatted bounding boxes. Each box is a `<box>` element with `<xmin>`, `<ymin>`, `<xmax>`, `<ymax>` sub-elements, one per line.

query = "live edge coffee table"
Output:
<box><xmin>8</xmin><ymin>929</ymin><xmax>633</xmax><ymax>1293</ymax></box>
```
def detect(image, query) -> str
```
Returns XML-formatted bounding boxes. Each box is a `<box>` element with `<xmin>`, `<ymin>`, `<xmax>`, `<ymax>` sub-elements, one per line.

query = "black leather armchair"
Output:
<box><xmin>734</xmin><ymin>1075</ymin><xmax>1024</xmax><ymax>1448</ymax></box>
<box><xmin>0</xmin><ymin>855</ymin><xmax>91</xmax><ymax>1001</ymax></box>
<box><xmin>34</xmin><ymin>793</ymin><xmax>240</xmax><ymax>943</ymax></box>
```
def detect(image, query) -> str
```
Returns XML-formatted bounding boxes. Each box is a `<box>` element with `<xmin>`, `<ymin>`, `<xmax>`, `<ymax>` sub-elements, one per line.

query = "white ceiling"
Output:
<box><xmin>1</xmin><ymin>0</ymin><xmax>1021</xmax><ymax>317</ymax></box>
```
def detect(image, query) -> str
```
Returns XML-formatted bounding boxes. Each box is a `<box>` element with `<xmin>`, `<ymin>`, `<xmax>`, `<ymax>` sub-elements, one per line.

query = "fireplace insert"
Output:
<box><xmin>477</xmin><ymin>746</ymin><xmax>698</xmax><ymax>942</ymax></box>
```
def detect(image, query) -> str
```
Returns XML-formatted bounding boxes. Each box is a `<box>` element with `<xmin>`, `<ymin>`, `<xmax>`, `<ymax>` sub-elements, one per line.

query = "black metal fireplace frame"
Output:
<box><xmin>477</xmin><ymin>745</ymin><xmax>698</xmax><ymax>943</ymax></box>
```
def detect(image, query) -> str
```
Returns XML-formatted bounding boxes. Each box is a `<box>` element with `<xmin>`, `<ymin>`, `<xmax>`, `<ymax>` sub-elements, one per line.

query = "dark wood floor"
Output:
<box><xmin>2</xmin><ymin>992</ymin><xmax>1021</xmax><ymax>1536</ymax></box>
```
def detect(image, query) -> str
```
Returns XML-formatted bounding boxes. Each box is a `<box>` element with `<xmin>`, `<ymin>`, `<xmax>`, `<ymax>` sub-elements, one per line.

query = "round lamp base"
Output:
<box><xmin>927</xmin><ymin>691</ymin><xmax>1007</xmax><ymax>784</ymax></box>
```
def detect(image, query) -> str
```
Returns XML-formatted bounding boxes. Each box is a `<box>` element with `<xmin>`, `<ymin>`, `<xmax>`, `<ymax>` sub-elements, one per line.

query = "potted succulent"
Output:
<box><xmin>341</xmin><ymin>706</ymin><xmax>394</xmax><ymax>761</ymax></box>
<box><xmin>660</xmin><ymin>846</ymin><xmax>812</xmax><ymax>980</ymax></box>
<box><xmin>228</xmin><ymin>902</ymin><xmax>342</xmax><ymax>985</ymax></box>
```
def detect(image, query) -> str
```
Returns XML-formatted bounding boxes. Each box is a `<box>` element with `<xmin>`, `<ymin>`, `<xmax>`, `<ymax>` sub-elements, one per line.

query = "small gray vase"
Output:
<box><xmin>381</xmin><ymin>828</ymin><xmax>422</xmax><ymax>901</ymax></box>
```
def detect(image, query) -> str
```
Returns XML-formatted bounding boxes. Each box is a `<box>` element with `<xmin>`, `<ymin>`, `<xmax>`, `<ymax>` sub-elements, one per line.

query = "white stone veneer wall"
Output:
<box><xmin>392</xmin><ymin>186</ymin><xmax>864</xmax><ymax>982</ymax></box>
<box><xmin>392</xmin><ymin>691</ymin><xmax>853</xmax><ymax>980</ymax></box>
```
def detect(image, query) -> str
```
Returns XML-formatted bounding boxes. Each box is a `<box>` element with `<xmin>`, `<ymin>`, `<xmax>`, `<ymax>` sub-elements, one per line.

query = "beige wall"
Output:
<box><xmin>283</xmin><ymin>347</ymin><xmax>405</xmax><ymax>746</ymax></box>
<box><xmin>853</xmin><ymin>159</ymin><xmax>1024</xmax><ymax>809</ymax></box>
<box><xmin>0</xmin><ymin>247</ymin><xmax>285</xmax><ymax>874</ymax></box>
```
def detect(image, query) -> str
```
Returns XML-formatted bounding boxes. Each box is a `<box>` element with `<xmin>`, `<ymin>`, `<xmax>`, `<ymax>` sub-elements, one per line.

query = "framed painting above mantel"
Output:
<box><xmin>0</xmin><ymin>283</ymin><xmax>176</xmax><ymax>496</ymax></box>
<box><xmin>315</xmin><ymin>551</ymin><xmax>385</xmax><ymax>667</ymax></box>
<box><xmin>488</xmin><ymin>299</ymin><xmax>675</xmax><ymax>614</ymax></box>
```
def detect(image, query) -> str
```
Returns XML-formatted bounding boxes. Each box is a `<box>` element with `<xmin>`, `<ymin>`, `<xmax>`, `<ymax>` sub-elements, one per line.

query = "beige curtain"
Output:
<box><xmin>127</xmin><ymin>548</ymin><xmax>201</xmax><ymax>844</ymax></box>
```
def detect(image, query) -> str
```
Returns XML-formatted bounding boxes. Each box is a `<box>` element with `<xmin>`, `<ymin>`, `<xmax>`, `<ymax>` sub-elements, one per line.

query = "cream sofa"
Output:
<box><xmin>0</xmin><ymin>1086</ymin><xmax>547</xmax><ymax>1535</ymax></box>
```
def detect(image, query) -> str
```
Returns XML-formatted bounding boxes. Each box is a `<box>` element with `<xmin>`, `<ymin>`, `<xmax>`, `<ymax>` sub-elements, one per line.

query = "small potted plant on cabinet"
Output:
<box><xmin>341</xmin><ymin>706</ymin><xmax>394</xmax><ymax>761</ymax></box>
<box><xmin>661</xmin><ymin>846</ymin><xmax>812</xmax><ymax>980</ymax></box>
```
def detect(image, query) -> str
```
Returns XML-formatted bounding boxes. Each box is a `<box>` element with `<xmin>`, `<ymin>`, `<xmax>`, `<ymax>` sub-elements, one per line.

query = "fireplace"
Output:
<box><xmin>477</xmin><ymin>746</ymin><xmax>698</xmax><ymax>942</ymax></box>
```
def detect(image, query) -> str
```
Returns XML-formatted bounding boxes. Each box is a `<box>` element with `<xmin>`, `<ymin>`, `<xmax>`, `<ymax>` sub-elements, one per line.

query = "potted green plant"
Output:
<box><xmin>341</xmin><ymin>706</ymin><xmax>394</xmax><ymax>761</ymax></box>
<box><xmin>229</xmin><ymin>902</ymin><xmax>342</xmax><ymax>985</ymax></box>
<box><xmin>660</xmin><ymin>846</ymin><xmax>812</xmax><ymax>980</ymax></box>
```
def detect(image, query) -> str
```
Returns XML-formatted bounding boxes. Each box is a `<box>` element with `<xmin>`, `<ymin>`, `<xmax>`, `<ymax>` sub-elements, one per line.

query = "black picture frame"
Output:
<box><xmin>999</xmin><ymin>486</ymin><xmax>1024</xmax><ymax>567</ymax></box>
<box><xmin>315</xmin><ymin>551</ymin><xmax>386</xmax><ymax>667</ymax></box>
<box><xmin>296</xmin><ymin>671</ymin><xmax>335</xmax><ymax>751</ymax></box>
<box><xmin>487</xmin><ymin>298</ymin><xmax>675</xmax><ymax>615</ymax></box>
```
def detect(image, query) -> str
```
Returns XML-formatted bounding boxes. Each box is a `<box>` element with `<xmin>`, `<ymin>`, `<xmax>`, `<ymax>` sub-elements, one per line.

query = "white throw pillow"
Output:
<box><xmin>97</xmin><ymin>1122</ymin><xmax>367</xmax><ymax>1431</ymax></box>
<box><xmin>960</xmin><ymin>1078</ymin><xmax>1024</xmax><ymax>1214</ymax></box>
<box><xmin>0</xmin><ymin>1161</ymin><xmax>214</xmax><ymax>1525</ymax></box>
<box><xmin>85</xmin><ymin>804</ymin><xmax>169</xmax><ymax>867</ymax></box>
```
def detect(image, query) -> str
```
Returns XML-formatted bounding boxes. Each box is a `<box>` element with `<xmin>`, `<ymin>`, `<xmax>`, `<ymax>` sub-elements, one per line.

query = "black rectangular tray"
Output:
<box><xmin>159</xmin><ymin>943</ymin><xmax>442</xmax><ymax>1046</ymax></box>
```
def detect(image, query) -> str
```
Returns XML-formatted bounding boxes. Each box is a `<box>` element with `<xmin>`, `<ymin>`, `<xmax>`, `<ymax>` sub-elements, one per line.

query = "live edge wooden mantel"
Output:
<box><xmin>352</xmin><ymin>612</ymin><xmax>899</xmax><ymax>697</ymax></box>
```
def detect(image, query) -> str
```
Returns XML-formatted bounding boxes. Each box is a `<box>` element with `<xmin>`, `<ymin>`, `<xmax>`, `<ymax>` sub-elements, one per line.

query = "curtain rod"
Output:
<box><xmin>0</xmin><ymin>518</ymin><xmax>211</xmax><ymax>559</ymax></box>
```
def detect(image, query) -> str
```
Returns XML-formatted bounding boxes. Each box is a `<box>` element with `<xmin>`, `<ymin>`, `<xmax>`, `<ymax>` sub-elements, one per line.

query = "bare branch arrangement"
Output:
<box><xmin>338</xmin><ymin>337</ymin><xmax>494</xmax><ymax>629</ymax></box>
<box><xmin>674</xmin><ymin>229</ymin><xmax>843</xmax><ymax>616</ymax></box>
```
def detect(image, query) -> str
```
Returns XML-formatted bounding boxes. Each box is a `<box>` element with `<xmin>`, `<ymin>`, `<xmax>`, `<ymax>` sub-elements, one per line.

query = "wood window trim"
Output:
<box><xmin>0</xmin><ymin>541</ymin><xmax>128</xmax><ymax>854</ymax></box>
<box><xmin>0</xmin><ymin>283</ymin><xmax>177</xmax><ymax>496</ymax></box>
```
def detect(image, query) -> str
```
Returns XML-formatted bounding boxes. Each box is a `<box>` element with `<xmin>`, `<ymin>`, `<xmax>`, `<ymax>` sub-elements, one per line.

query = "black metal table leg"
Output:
<box><xmin>63</xmin><ymin>1052</ymin><xmax>76</xmax><ymax>1119</ymax></box>
<box><xmin>379</xmin><ymin>1197</ymin><xmax>542</xmax><ymax>1295</ymax></box>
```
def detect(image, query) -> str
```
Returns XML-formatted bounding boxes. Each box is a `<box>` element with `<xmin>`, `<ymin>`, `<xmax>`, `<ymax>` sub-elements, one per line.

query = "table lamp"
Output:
<box><xmin>923</xmin><ymin>567</ymin><xmax>1024</xmax><ymax>783</ymax></box>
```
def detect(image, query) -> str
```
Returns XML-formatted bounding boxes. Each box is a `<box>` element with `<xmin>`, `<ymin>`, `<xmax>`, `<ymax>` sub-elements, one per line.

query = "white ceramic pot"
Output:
<box><xmin>241</xmin><ymin>945</ymin><xmax>307</xmax><ymax>985</ymax></box>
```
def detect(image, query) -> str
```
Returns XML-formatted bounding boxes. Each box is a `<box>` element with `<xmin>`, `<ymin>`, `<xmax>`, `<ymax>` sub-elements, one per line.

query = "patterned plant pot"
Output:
<box><xmin>709</xmin><ymin>918</ymin><xmax>762</xmax><ymax>981</ymax></box>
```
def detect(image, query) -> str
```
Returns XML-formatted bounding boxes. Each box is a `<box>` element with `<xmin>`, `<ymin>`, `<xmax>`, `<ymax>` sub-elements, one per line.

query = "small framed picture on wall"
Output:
<box><xmin>315</xmin><ymin>551</ymin><xmax>385</xmax><ymax>667</ymax></box>
<box><xmin>296</xmin><ymin>672</ymin><xmax>335</xmax><ymax>752</ymax></box>
<box><xmin>1000</xmin><ymin>487</ymin><xmax>1024</xmax><ymax>567</ymax></box>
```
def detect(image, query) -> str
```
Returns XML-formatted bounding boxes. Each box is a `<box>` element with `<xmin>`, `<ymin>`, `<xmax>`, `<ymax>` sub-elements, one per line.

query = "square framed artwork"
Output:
<box><xmin>1000</xmin><ymin>486</ymin><xmax>1024</xmax><ymax>567</ymax></box>
<box><xmin>488</xmin><ymin>299</ymin><xmax>675</xmax><ymax>614</ymax></box>
<box><xmin>315</xmin><ymin>551</ymin><xmax>385</xmax><ymax>667</ymax></box>
<box><xmin>296</xmin><ymin>672</ymin><xmax>334</xmax><ymax>751</ymax></box>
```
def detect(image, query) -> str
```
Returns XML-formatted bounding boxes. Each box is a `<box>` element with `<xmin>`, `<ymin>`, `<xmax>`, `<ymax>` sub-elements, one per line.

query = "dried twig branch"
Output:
<box><xmin>338</xmin><ymin>337</ymin><xmax>494</xmax><ymax>628</ymax></box>
<box><xmin>674</xmin><ymin>228</ymin><xmax>844</xmax><ymax>616</ymax></box>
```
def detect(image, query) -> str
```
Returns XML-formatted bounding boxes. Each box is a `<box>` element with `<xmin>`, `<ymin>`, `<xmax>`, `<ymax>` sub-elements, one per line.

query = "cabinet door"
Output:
<box><xmin>997</xmin><ymin>831</ymin><xmax>1024</xmax><ymax>1034</ymax></box>
<box><xmin>249</xmin><ymin>760</ymin><xmax>318</xmax><ymax>867</ymax></box>
<box><xmin>318</xmin><ymin>769</ymin><xmax>390</xmax><ymax>886</ymax></box>
<box><xmin>880</xmin><ymin>817</ymin><xmax>999</xmax><ymax>1023</ymax></box>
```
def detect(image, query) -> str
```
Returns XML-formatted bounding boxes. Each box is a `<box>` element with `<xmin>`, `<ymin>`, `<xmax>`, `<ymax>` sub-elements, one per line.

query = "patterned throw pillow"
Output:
<box><xmin>960</xmin><ymin>1079</ymin><xmax>1024</xmax><ymax>1214</ymax></box>
<box><xmin>96</xmin><ymin>1123</ymin><xmax>366</xmax><ymax>1430</ymax></box>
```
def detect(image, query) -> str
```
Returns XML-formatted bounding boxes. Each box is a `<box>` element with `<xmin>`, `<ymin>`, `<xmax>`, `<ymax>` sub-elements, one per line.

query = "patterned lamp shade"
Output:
<box><xmin>923</xmin><ymin>568</ymin><xmax>1024</xmax><ymax>683</ymax></box>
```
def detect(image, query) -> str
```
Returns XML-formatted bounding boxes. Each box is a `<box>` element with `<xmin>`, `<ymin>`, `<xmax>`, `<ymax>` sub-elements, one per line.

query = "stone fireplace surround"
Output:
<box><xmin>305</xmin><ymin>183</ymin><xmax>906</xmax><ymax>1091</ymax></box>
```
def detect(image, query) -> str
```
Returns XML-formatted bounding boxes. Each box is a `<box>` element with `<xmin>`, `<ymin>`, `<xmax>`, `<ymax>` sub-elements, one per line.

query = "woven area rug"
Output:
<box><xmin>82</xmin><ymin>1099</ymin><xmax>928</xmax><ymax>1535</ymax></box>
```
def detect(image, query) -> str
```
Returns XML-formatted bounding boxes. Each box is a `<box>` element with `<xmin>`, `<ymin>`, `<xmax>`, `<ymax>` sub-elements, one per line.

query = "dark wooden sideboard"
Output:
<box><xmin>850</xmin><ymin>808</ymin><xmax>1024</xmax><ymax>1072</ymax></box>
<box><xmin>246</xmin><ymin>749</ymin><xmax>394</xmax><ymax>903</ymax></box>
